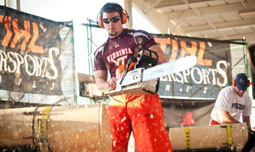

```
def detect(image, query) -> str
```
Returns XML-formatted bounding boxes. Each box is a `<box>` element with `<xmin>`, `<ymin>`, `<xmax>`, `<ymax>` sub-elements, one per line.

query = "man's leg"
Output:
<box><xmin>108</xmin><ymin>96</ymin><xmax>131</xmax><ymax>152</ymax></box>
<box><xmin>127</xmin><ymin>94</ymin><xmax>173</xmax><ymax>152</ymax></box>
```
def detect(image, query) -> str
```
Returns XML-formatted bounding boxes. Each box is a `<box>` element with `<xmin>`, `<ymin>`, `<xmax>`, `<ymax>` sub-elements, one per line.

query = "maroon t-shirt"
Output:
<box><xmin>93</xmin><ymin>29</ymin><xmax>157</xmax><ymax>78</ymax></box>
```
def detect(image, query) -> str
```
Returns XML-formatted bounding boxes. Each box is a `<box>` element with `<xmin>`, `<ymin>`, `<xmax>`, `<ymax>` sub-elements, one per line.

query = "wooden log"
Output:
<box><xmin>77</xmin><ymin>73</ymin><xmax>95</xmax><ymax>83</ymax></box>
<box><xmin>0</xmin><ymin>103</ymin><xmax>111</xmax><ymax>152</ymax></box>
<box><xmin>169</xmin><ymin>123</ymin><xmax>248</xmax><ymax>150</ymax></box>
<box><xmin>77</xmin><ymin>73</ymin><xmax>104</xmax><ymax>98</ymax></box>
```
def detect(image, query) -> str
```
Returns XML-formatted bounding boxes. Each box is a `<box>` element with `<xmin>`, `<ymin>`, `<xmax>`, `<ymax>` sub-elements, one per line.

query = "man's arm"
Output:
<box><xmin>221</xmin><ymin>110</ymin><xmax>240</xmax><ymax>124</ymax></box>
<box><xmin>94</xmin><ymin>70</ymin><xmax>116</xmax><ymax>92</ymax></box>
<box><xmin>149</xmin><ymin>45</ymin><xmax>167</xmax><ymax>64</ymax></box>
<box><xmin>243</xmin><ymin>116</ymin><xmax>251</xmax><ymax>128</ymax></box>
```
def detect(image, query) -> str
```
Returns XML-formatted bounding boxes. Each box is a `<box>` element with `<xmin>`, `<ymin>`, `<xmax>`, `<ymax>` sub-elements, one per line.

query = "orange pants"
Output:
<box><xmin>108</xmin><ymin>94</ymin><xmax>173</xmax><ymax>152</ymax></box>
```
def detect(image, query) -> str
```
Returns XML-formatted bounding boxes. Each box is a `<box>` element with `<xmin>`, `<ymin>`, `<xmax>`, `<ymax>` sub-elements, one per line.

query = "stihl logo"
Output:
<box><xmin>155</xmin><ymin>38</ymin><xmax>212</xmax><ymax>66</ymax></box>
<box><xmin>0</xmin><ymin>15</ymin><xmax>43</xmax><ymax>53</ymax></box>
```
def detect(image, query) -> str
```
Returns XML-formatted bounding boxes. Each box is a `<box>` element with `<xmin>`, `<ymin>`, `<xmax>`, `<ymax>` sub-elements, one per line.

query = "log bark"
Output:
<box><xmin>0</xmin><ymin>103</ymin><xmax>111</xmax><ymax>152</ymax></box>
<box><xmin>169</xmin><ymin>123</ymin><xmax>248</xmax><ymax>150</ymax></box>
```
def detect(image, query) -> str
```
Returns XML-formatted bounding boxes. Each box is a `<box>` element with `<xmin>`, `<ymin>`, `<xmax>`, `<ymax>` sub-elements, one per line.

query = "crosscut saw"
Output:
<box><xmin>105</xmin><ymin>49</ymin><xmax>197</xmax><ymax>96</ymax></box>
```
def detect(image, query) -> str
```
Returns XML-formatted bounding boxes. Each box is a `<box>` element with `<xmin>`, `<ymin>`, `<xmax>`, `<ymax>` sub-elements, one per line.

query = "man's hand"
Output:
<box><xmin>107</xmin><ymin>77</ymin><xmax>117</xmax><ymax>91</ymax></box>
<box><xmin>243</xmin><ymin>116</ymin><xmax>251</xmax><ymax>129</ymax></box>
<box><xmin>94</xmin><ymin>70</ymin><xmax>118</xmax><ymax>92</ymax></box>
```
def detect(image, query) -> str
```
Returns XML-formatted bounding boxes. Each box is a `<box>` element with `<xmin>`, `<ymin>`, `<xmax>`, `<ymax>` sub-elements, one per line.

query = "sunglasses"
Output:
<box><xmin>102</xmin><ymin>16</ymin><xmax>121</xmax><ymax>24</ymax></box>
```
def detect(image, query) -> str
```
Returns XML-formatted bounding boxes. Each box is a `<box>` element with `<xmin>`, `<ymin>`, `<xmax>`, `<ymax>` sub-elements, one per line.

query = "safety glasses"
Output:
<box><xmin>102</xmin><ymin>16</ymin><xmax>121</xmax><ymax>24</ymax></box>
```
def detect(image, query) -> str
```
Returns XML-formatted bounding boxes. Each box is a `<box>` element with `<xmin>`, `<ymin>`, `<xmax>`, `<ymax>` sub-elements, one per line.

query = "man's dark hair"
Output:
<box><xmin>99</xmin><ymin>3</ymin><xmax>124</xmax><ymax>22</ymax></box>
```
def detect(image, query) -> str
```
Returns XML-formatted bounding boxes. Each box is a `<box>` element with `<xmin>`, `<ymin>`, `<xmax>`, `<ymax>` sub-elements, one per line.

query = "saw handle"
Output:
<box><xmin>135</xmin><ymin>49</ymin><xmax>158</xmax><ymax>69</ymax></box>
<box><xmin>119</xmin><ymin>48</ymin><xmax>158</xmax><ymax>85</ymax></box>
<box><xmin>119</xmin><ymin>55</ymin><xmax>137</xmax><ymax>85</ymax></box>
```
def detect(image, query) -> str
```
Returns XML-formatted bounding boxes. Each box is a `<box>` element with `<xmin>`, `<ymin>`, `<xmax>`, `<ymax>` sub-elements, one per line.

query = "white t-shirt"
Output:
<box><xmin>211</xmin><ymin>86</ymin><xmax>252</xmax><ymax>124</ymax></box>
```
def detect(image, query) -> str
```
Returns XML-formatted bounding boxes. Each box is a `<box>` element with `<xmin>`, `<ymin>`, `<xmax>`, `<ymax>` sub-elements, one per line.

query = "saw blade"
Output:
<box><xmin>142</xmin><ymin>56</ymin><xmax>197</xmax><ymax>81</ymax></box>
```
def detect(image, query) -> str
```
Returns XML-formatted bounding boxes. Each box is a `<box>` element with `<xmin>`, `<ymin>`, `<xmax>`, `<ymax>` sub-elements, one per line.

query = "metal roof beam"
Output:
<box><xmin>216</xmin><ymin>32</ymin><xmax>255</xmax><ymax>44</ymax></box>
<box><xmin>161</xmin><ymin>1</ymin><xmax>255</xmax><ymax>20</ymax></box>
<box><xmin>132</xmin><ymin>0</ymin><xmax>186</xmax><ymax>35</ymax></box>
<box><xmin>155</xmin><ymin>0</ymin><xmax>217</xmax><ymax>8</ymax></box>
<box><xmin>184</xmin><ymin>18</ymin><xmax>255</xmax><ymax>33</ymax></box>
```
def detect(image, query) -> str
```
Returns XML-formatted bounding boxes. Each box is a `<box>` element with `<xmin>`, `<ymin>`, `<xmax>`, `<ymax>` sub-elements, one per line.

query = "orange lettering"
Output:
<box><xmin>197</xmin><ymin>42</ymin><xmax>212</xmax><ymax>66</ymax></box>
<box><xmin>169</xmin><ymin>39</ymin><xmax>178</xmax><ymax>61</ymax></box>
<box><xmin>180</xmin><ymin>40</ymin><xmax>197</xmax><ymax>57</ymax></box>
<box><xmin>11</xmin><ymin>18</ymin><xmax>31</xmax><ymax>50</ymax></box>
<box><xmin>154</xmin><ymin>38</ymin><xmax>171</xmax><ymax>53</ymax></box>
<box><xmin>0</xmin><ymin>16</ymin><xmax>43</xmax><ymax>53</ymax></box>
<box><xmin>1</xmin><ymin>16</ymin><xmax>12</xmax><ymax>47</ymax></box>
<box><xmin>28</xmin><ymin>22</ymin><xmax>43</xmax><ymax>53</ymax></box>
<box><xmin>156</xmin><ymin>36</ymin><xmax>213</xmax><ymax>66</ymax></box>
